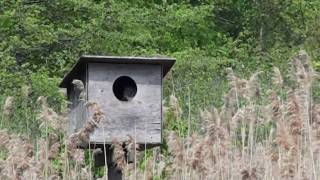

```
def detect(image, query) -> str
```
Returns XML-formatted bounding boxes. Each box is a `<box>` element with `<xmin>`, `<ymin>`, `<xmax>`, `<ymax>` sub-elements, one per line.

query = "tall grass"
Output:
<box><xmin>0</xmin><ymin>50</ymin><xmax>319</xmax><ymax>179</ymax></box>
<box><xmin>162</xmin><ymin>50</ymin><xmax>320</xmax><ymax>179</ymax></box>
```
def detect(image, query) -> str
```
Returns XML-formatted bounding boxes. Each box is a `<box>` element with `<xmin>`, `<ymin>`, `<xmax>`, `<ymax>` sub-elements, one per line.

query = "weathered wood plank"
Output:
<box><xmin>87</xmin><ymin>63</ymin><xmax>162</xmax><ymax>144</ymax></box>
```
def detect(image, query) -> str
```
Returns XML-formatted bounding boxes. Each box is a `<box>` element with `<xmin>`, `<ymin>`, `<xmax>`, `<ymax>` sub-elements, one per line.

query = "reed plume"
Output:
<box><xmin>1</xmin><ymin>50</ymin><xmax>320</xmax><ymax>180</ymax></box>
<box><xmin>3</xmin><ymin>96</ymin><xmax>14</xmax><ymax>116</ymax></box>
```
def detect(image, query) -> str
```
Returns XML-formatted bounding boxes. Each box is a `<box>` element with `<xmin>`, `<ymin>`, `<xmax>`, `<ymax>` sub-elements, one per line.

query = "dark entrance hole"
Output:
<box><xmin>112</xmin><ymin>76</ymin><xmax>137</xmax><ymax>101</ymax></box>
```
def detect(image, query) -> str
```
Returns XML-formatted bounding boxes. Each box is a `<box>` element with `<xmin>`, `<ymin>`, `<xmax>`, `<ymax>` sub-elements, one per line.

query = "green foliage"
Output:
<box><xmin>30</xmin><ymin>72</ymin><xmax>65</xmax><ymax>110</ymax></box>
<box><xmin>0</xmin><ymin>0</ymin><xmax>320</xmax><ymax>140</ymax></box>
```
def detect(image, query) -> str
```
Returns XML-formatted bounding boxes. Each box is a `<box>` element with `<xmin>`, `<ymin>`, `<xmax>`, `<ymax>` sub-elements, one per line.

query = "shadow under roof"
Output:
<box><xmin>59</xmin><ymin>55</ymin><xmax>176</xmax><ymax>88</ymax></box>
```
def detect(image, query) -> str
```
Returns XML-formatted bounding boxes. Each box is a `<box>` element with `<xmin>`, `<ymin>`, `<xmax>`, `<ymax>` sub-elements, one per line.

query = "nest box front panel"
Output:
<box><xmin>87</xmin><ymin>63</ymin><xmax>162</xmax><ymax>144</ymax></box>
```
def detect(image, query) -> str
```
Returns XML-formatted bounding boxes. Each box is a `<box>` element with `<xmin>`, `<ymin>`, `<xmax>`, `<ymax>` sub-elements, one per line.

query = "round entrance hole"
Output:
<box><xmin>112</xmin><ymin>76</ymin><xmax>137</xmax><ymax>101</ymax></box>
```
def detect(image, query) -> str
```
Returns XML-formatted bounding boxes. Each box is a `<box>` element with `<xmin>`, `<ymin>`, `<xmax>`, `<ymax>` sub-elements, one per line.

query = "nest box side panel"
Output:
<box><xmin>67</xmin><ymin>69</ymin><xmax>88</xmax><ymax>135</ymax></box>
<box><xmin>87</xmin><ymin>63</ymin><xmax>162</xmax><ymax>144</ymax></box>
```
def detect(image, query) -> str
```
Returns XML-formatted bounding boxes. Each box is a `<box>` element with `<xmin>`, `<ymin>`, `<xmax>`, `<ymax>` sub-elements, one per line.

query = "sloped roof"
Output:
<box><xmin>59</xmin><ymin>55</ymin><xmax>176</xmax><ymax>88</ymax></box>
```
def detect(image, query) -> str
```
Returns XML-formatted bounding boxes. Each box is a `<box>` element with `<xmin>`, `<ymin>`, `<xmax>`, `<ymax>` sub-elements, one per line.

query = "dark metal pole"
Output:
<box><xmin>106</xmin><ymin>146</ymin><xmax>122</xmax><ymax>180</ymax></box>
<box><xmin>94</xmin><ymin>145</ymin><xmax>123</xmax><ymax>180</ymax></box>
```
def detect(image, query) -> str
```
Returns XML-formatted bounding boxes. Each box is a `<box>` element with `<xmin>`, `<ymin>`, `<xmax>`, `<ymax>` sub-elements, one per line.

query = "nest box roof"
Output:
<box><xmin>59</xmin><ymin>55</ymin><xmax>176</xmax><ymax>88</ymax></box>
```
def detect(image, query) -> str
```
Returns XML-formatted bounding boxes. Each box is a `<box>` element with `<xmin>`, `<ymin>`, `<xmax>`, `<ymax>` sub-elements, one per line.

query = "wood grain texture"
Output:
<box><xmin>87</xmin><ymin>63</ymin><xmax>162</xmax><ymax>144</ymax></box>
<box><xmin>67</xmin><ymin>72</ymin><xmax>88</xmax><ymax>135</ymax></box>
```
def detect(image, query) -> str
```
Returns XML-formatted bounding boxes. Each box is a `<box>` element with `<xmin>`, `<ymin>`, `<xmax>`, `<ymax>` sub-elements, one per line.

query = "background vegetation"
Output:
<box><xmin>1</xmin><ymin>0</ymin><xmax>320</xmax><ymax>179</ymax></box>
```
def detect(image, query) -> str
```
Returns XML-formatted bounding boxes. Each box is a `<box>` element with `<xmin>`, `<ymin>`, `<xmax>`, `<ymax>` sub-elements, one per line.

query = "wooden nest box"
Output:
<box><xmin>60</xmin><ymin>55</ymin><xmax>175</xmax><ymax>146</ymax></box>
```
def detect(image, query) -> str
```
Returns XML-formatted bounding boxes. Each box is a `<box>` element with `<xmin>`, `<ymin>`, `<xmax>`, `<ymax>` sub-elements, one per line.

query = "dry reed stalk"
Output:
<box><xmin>269</xmin><ymin>90</ymin><xmax>283</xmax><ymax>122</ymax></box>
<box><xmin>272</xmin><ymin>67</ymin><xmax>284</xmax><ymax>88</ymax></box>
<box><xmin>0</xmin><ymin>134</ymin><xmax>37</xmax><ymax>179</ymax></box>
<box><xmin>37</xmin><ymin>96</ymin><xmax>65</xmax><ymax>131</ymax></box>
<box><xmin>67</xmin><ymin>102</ymin><xmax>105</xmax><ymax>150</ymax></box>
<box><xmin>3</xmin><ymin>96</ymin><xmax>14</xmax><ymax>116</ymax></box>
<box><xmin>190</xmin><ymin>137</ymin><xmax>207</xmax><ymax>174</ymax></box>
<box><xmin>0</xmin><ymin>95</ymin><xmax>68</xmax><ymax>180</ymax></box>
<box><xmin>111</xmin><ymin>140</ymin><xmax>126</xmax><ymax>171</ymax></box>
<box><xmin>169</xmin><ymin>94</ymin><xmax>182</xmax><ymax>119</ymax></box>
<box><xmin>21</xmin><ymin>85</ymin><xmax>31</xmax><ymax>98</ymax></box>
<box><xmin>244</xmin><ymin>71</ymin><xmax>263</xmax><ymax>101</ymax></box>
<box><xmin>0</xmin><ymin>129</ymin><xmax>10</xmax><ymax>149</ymax></box>
<box><xmin>166</xmin><ymin>131</ymin><xmax>186</xmax><ymax>179</ymax></box>
<box><xmin>0</xmin><ymin>96</ymin><xmax>105</xmax><ymax>179</ymax></box>
<box><xmin>2</xmin><ymin>50</ymin><xmax>320</xmax><ymax>180</ymax></box>
<box><xmin>161</xmin><ymin>51</ymin><xmax>320</xmax><ymax>180</ymax></box>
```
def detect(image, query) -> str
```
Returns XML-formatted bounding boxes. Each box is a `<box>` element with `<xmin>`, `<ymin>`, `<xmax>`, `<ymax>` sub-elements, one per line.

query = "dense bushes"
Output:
<box><xmin>1</xmin><ymin>1</ymin><xmax>320</xmax><ymax>179</ymax></box>
<box><xmin>0</xmin><ymin>0</ymin><xmax>319</xmax><ymax>135</ymax></box>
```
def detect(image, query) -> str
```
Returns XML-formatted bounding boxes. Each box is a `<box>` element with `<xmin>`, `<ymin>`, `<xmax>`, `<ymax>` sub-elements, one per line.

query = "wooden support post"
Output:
<box><xmin>94</xmin><ymin>145</ymin><xmax>123</xmax><ymax>180</ymax></box>
<box><xmin>106</xmin><ymin>146</ymin><xmax>123</xmax><ymax>180</ymax></box>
